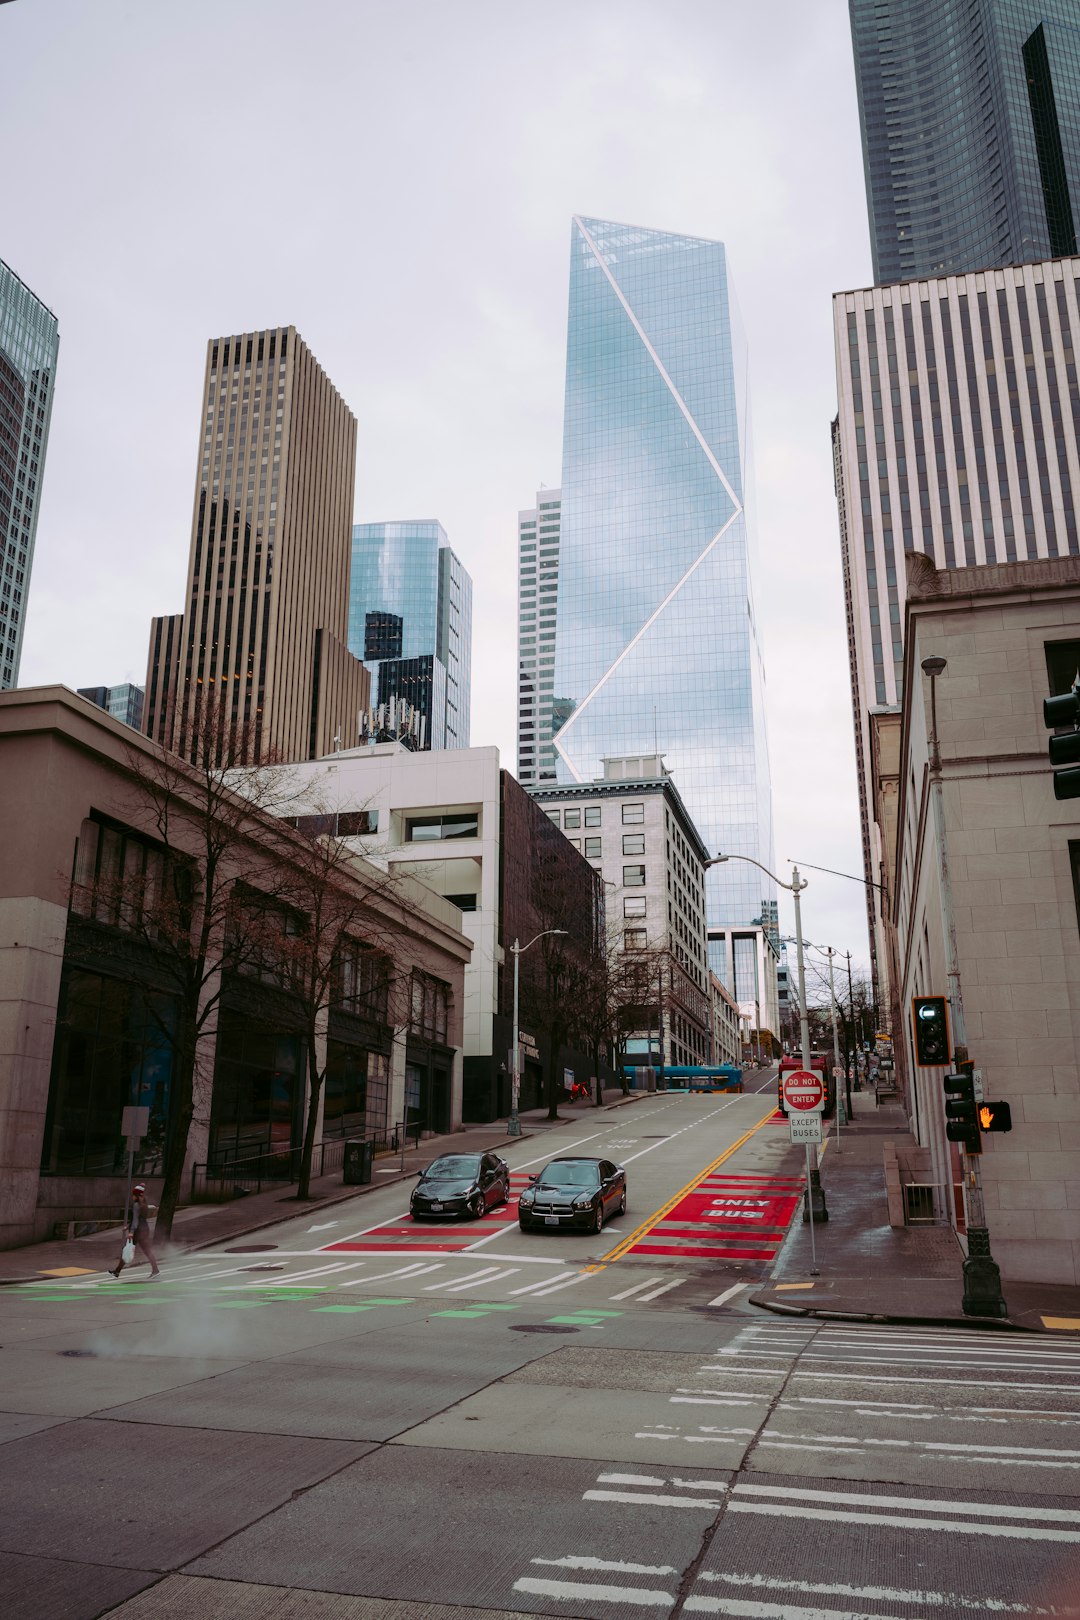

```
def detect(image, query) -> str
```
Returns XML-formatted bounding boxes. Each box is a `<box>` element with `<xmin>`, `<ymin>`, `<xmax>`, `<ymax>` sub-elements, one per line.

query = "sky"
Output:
<box><xmin>2</xmin><ymin>0</ymin><xmax>876</xmax><ymax>998</ymax></box>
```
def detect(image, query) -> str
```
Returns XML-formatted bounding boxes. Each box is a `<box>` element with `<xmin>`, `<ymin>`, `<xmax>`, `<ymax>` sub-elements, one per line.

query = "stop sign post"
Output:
<box><xmin>782</xmin><ymin>1069</ymin><xmax>824</xmax><ymax>1113</ymax></box>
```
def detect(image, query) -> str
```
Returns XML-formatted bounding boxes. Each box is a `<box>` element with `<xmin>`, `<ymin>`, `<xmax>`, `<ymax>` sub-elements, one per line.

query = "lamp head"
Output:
<box><xmin>921</xmin><ymin>656</ymin><xmax>947</xmax><ymax>677</ymax></box>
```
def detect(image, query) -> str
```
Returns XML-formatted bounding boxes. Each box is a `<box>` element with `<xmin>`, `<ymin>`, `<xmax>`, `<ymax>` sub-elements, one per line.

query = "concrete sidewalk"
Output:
<box><xmin>751</xmin><ymin>1090</ymin><xmax>1080</xmax><ymax>1335</ymax></box>
<box><xmin>0</xmin><ymin>1086</ymin><xmax>650</xmax><ymax>1286</ymax></box>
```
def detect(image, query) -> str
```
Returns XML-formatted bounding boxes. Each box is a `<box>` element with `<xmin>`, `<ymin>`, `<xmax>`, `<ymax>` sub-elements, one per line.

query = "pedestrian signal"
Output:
<box><xmin>978</xmin><ymin>1100</ymin><xmax>1013</xmax><ymax>1133</ymax></box>
<box><xmin>912</xmin><ymin>995</ymin><xmax>950</xmax><ymax>1066</ymax></box>
<box><xmin>943</xmin><ymin>1068</ymin><xmax>980</xmax><ymax>1154</ymax></box>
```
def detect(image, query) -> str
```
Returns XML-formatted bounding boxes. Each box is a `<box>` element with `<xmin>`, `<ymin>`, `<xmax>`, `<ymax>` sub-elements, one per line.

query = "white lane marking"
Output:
<box><xmin>686</xmin><ymin>1601</ymin><xmax>915</xmax><ymax>1619</ymax></box>
<box><xmin>707</xmin><ymin>1283</ymin><xmax>749</xmax><ymax>1308</ymax></box>
<box><xmin>532</xmin><ymin>1556</ymin><xmax>677</xmax><ymax>1575</ymax></box>
<box><xmin>763</xmin><ymin>1429</ymin><xmax>1080</xmax><ymax>1462</ymax></box>
<box><xmin>799</xmin><ymin>1351</ymin><xmax>1080</xmax><ymax>1374</ymax></box>
<box><xmin>423</xmin><ymin>1265</ymin><xmax>506</xmax><ymax>1292</ymax></box>
<box><xmin>735</xmin><ymin>1481</ymin><xmax>1080</xmax><ymax>1523</ymax></box>
<box><xmin>597</xmin><ymin>1472</ymin><xmax>666</xmax><ymax>1485</ymax></box>
<box><xmin>508</xmin><ymin>1270</ymin><xmax>592</xmax><ymax>1298</ymax></box>
<box><xmin>584</xmin><ymin>1489</ymin><xmax>725</xmax><ymax>1510</ymax></box>
<box><xmin>784</xmin><ymin>1368</ymin><xmax>1080</xmax><ymax>1396</ymax></box>
<box><xmin>610</xmin><ymin>1278</ymin><xmax>667</xmax><ymax>1301</ymax></box>
<box><xmin>697</xmin><ymin>1569</ymin><xmax>1046</xmax><ymax>1613</ymax></box>
<box><xmin>671</xmin><ymin>1396</ymin><xmax>758</xmax><ymax>1408</ymax></box>
<box><xmin>428</xmin><ymin>1268</ymin><xmax>520</xmax><ymax>1293</ymax></box>
<box><xmin>818</xmin><ymin>1337</ymin><xmax>1080</xmax><ymax>1362</ymax></box>
<box><xmin>244</xmin><ymin>1261</ymin><xmax>359</xmax><ymax>1287</ymax></box>
<box><xmin>635</xmin><ymin>1279</ymin><xmax>684</xmax><ymax>1304</ymax></box>
<box><xmin>340</xmin><ymin>1262</ymin><xmax>443</xmax><ymax>1286</ymax></box>
<box><xmin>786</xmin><ymin>1395</ymin><xmax>1080</xmax><ymax>1422</ymax></box>
<box><xmin>460</xmin><ymin>1221</ymin><xmax>520</xmax><ymax>1253</ymax></box>
<box><xmin>306</xmin><ymin>1222</ymin><xmax>339</xmax><ymax>1231</ymax></box>
<box><xmin>728</xmin><ymin>1499</ymin><xmax>1080</xmax><ymax>1542</ymax></box>
<box><xmin>514</xmin><ymin>1577</ymin><xmax>672</xmax><ymax>1607</ymax></box>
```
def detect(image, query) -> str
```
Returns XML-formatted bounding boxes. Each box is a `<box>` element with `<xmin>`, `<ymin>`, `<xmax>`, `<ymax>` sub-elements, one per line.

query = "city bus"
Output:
<box><xmin>624</xmin><ymin>1064</ymin><xmax>744</xmax><ymax>1093</ymax></box>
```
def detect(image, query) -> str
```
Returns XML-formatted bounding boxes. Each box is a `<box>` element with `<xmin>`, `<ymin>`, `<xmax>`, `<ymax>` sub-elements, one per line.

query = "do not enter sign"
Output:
<box><xmin>782</xmin><ymin>1069</ymin><xmax>824</xmax><ymax>1112</ymax></box>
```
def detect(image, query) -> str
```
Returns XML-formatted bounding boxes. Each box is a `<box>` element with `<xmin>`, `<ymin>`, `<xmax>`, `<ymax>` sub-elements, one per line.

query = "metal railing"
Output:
<box><xmin>902</xmin><ymin>1182</ymin><xmax>956</xmax><ymax>1226</ymax></box>
<box><xmin>189</xmin><ymin>1117</ymin><xmax>426</xmax><ymax>1201</ymax></box>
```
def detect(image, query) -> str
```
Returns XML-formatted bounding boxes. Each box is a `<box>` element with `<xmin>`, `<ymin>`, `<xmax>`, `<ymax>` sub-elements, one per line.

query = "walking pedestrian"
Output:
<box><xmin>109</xmin><ymin>1184</ymin><xmax>160</xmax><ymax>1279</ymax></box>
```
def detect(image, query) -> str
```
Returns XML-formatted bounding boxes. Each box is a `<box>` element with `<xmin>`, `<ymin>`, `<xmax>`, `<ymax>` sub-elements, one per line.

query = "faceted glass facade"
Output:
<box><xmin>0</xmin><ymin>259</ymin><xmax>58</xmax><ymax>690</ymax></box>
<box><xmin>552</xmin><ymin>218</ymin><xmax>774</xmax><ymax>930</ymax></box>
<box><xmin>349</xmin><ymin>521</ymin><xmax>472</xmax><ymax>749</ymax></box>
<box><xmin>851</xmin><ymin>0</ymin><xmax>1080</xmax><ymax>284</ymax></box>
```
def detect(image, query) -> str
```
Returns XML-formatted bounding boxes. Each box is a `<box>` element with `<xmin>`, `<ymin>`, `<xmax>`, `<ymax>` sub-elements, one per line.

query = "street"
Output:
<box><xmin>3</xmin><ymin>1084</ymin><xmax>1080</xmax><ymax>1620</ymax></box>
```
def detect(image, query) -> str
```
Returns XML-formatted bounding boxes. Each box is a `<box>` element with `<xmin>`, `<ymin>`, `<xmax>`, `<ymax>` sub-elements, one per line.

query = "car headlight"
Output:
<box><xmin>519</xmin><ymin>1191</ymin><xmax>534</xmax><ymax>1207</ymax></box>
<box><xmin>573</xmin><ymin>1195</ymin><xmax>594</xmax><ymax>1211</ymax></box>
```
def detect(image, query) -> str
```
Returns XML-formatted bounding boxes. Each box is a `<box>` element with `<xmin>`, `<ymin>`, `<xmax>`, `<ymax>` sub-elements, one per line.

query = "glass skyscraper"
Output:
<box><xmin>348</xmin><ymin>521</ymin><xmax>472</xmax><ymax>750</ymax></box>
<box><xmin>0</xmin><ymin>258</ymin><xmax>59</xmax><ymax>691</ymax></box>
<box><xmin>516</xmin><ymin>487</ymin><xmax>561</xmax><ymax>786</ymax></box>
<box><xmin>551</xmin><ymin>217</ymin><xmax>774</xmax><ymax>933</ymax></box>
<box><xmin>851</xmin><ymin>0</ymin><xmax>1080</xmax><ymax>285</ymax></box>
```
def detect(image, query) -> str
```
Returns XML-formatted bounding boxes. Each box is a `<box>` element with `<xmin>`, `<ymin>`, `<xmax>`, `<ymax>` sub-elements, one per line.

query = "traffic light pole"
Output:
<box><xmin>923</xmin><ymin>658</ymin><xmax>1007</xmax><ymax>1319</ymax></box>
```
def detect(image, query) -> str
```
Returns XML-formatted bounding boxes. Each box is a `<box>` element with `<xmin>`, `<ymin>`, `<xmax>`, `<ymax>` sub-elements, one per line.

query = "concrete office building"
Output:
<box><xmin>890</xmin><ymin>551</ymin><xmax>1080</xmax><ymax>1283</ymax></box>
<box><xmin>348</xmin><ymin>521</ymin><xmax>472</xmax><ymax>752</ymax></box>
<box><xmin>77</xmin><ymin>683</ymin><xmax>144</xmax><ymax>731</ymax></box>
<box><xmin>0</xmin><ymin>687</ymin><xmax>470</xmax><ymax>1249</ymax></box>
<box><xmin>711</xmin><ymin>973</ymin><xmax>742</xmax><ymax>1069</ymax></box>
<box><xmin>517</xmin><ymin>489</ymin><xmax>561</xmax><ymax>786</ymax></box>
<box><xmin>0</xmin><ymin>258</ymin><xmax>58</xmax><ymax>691</ymax></box>
<box><xmin>834</xmin><ymin>253</ymin><xmax>1080</xmax><ymax>1001</ymax></box>
<box><xmin>144</xmin><ymin>326</ymin><xmax>369</xmax><ymax>763</ymax></box>
<box><xmin>261</xmin><ymin>743</ymin><xmax>604</xmax><ymax>1123</ymax></box>
<box><xmin>531</xmin><ymin>754</ymin><xmax>712</xmax><ymax>1070</ymax></box>
<box><xmin>550</xmin><ymin>218</ymin><xmax>776</xmax><ymax>943</ymax></box>
<box><xmin>850</xmin><ymin>0</ymin><xmax>1080</xmax><ymax>286</ymax></box>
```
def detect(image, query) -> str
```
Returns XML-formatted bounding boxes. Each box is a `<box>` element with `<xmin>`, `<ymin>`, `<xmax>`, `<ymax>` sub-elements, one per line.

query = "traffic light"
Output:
<box><xmin>978</xmin><ymin>1100</ymin><xmax>1013</xmax><ymax>1134</ymax></box>
<box><xmin>1044</xmin><ymin>681</ymin><xmax>1080</xmax><ymax>800</ymax></box>
<box><xmin>912</xmin><ymin>995</ymin><xmax>950</xmax><ymax>1066</ymax></box>
<box><xmin>943</xmin><ymin>1068</ymin><xmax>981</xmax><ymax>1153</ymax></box>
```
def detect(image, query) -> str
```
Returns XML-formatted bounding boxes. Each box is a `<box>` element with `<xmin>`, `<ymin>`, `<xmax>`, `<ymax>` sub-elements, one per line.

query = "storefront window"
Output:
<box><xmin>210</xmin><ymin>1010</ymin><xmax>302</xmax><ymax>1165</ymax></box>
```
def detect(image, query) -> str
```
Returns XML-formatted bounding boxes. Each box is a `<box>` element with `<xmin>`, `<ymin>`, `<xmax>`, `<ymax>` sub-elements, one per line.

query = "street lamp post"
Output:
<box><xmin>921</xmin><ymin>656</ymin><xmax>1006</xmax><ymax>1319</ymax></box>
<box><xmin>507</xmin><ymin>930</ymin><xmax>568</xmax><ymax>1139</ymax></box>
<box><xmin>707</xmin><ymin>852</ymin><xmax>827</xmax><ymax>1221</ymax></box>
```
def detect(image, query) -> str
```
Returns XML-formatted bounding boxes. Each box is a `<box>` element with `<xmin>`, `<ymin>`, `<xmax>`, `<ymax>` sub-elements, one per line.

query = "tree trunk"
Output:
<box><xmin>297</xmin><ymin>1030</ymin><xmax>324</xmax><ymax>1200</ymax></box>
<box><xmin>155</xmin><ymin>1028</ymin><xmax>197</xmax><ymax>1240</ymax></box>
<box><xmin>545</xmin><ymin>1033</ymin><xmax>562</xmax><ymax>1121</ymax></box>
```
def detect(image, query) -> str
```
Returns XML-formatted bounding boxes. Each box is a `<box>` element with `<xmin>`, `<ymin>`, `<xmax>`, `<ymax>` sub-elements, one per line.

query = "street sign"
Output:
<box><xmin>121</xmin><ymin>1105</ymin><xmax>149</xmax><ymax>1144</ymax></box>
<box><xmin>789</xmin><ymin>1112</ymin><xmax>822</xmax><ymax>1145</ymax></box>
<box><xmin>972</xmin><ymin>1068</ymin><xmax>984</xmax><ymax>1103</ymax></box>
<box><xmin>782</xmin><ymin>1069</ymin><xmax>824</xmax><ymax>1112</ymax></box>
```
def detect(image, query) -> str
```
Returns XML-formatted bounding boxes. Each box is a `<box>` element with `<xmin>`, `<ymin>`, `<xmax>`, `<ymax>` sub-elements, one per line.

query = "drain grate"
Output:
<box><xmin>510</xmin><ymin>1323</ymin><xmax>578</xmax><ymax>1335</ymax></box>
<box><xmin>224</xmin><ymin>1245</ymin><xmax>279</xmax><ymax>1254</ymax></box>
<box><xmin>240</xmin><ymin>1263</ymin><xmax>286</xmax><ymax>1272</ymax></box>
<box><xmin>60</xmin><ymin>1349</ymin><xmax>97</xmax><ymax>1358</ymax></box>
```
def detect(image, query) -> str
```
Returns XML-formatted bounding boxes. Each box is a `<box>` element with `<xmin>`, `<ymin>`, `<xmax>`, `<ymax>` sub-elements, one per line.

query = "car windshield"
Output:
<box><xmin>538</xmin><ymin>1161</ymin><xmax>599</xmax><ymax>1188</ymax></box>
<box><xmin>425</xmin><ymin>1155</ymin><xmax>481</xmax><ymax>1178</ymax></box>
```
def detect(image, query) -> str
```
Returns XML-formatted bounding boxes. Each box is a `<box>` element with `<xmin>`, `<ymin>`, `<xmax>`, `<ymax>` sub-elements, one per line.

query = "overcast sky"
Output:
<box><xmin>3</xmin><ymin>0</ymin><xmax>876</xmax><ymax>998</ymax></box>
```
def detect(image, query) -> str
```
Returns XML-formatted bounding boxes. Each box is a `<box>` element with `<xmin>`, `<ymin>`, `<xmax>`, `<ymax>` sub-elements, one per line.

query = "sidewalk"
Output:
<box><xmin>0</xmin><ymin>1087</ymin><xmax>650</xmax><ymax>1286</ymax></box>
<box><xmin>751</xmin><ymin>1090</ymin><xmax>1080</xmax><ymax>1335</ymax></box>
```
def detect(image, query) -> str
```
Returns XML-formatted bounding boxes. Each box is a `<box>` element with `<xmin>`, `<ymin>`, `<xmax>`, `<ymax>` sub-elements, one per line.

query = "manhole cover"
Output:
<box><xmin>640</xmin><ymin>1135</ymin><xmax>670</xmax><ymax>1139</ymax></box>
<box><xmin>240</xmin><ymin>1263</ymin><xmax>285</xmax><ymax>1272</ymax></box>
<box><xmin>510</xmin><ymin>1324</ymin><xmax>578</xmax><ymax>1335</ymax></box>
<box><xmin>223</xmin><ymin>1245</ymin><xmax>278</xmax><ymax>1254</ymax></box>
<box><xmin>60</xmin><ymin>1349</ymin><xmax>97</xmax><ymax>1358</ymax></box>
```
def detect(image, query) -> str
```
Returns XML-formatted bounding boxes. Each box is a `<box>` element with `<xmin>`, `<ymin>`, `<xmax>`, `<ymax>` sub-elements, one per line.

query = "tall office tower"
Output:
<box><xmin>551</xmin><ymin>217</ymin><xmax>775</xmax><ymax>940</ymax></box>
<box><xmin>850</xmin><ymin>0</ymin><xmax>1080</xmax><ymax>285</ymax></box>
<box><xmin>834</xmin><ymin>254</ymin><xmax>1080</xmax><ymax>988</ymax></box>
<box><xmin>143</xmin><ymin>327</ymin><xmax>368</xmax><ymax>761</ymax></box>
<box><xmin>0</xmin><ymin>259</ymin><xmax>58</xmax><ymax>691</ymax></box>
<box><xmin>347</xmin><ymin>521</ymin><xmax>472</xmax><ymax>750</ymax></box>
<box><xmin>516</xmin><ymin>488</ymin><xmax>561</xmax><ymax>786</ymax></box>
<box><xmin>77</xmin><ymin>683</ymin><xmax>144</xmax><ymax>731</ymax></box>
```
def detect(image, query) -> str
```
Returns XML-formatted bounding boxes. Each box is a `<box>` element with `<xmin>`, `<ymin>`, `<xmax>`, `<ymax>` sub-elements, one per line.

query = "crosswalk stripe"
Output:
<box><xmin>734</xmin><ymin>1482</ymin><xmax>1080</xmax><ymax>1522</ymax></box>
<box><xmin>727</xmin><ymin>1499</ymin><xmax>1080</xmax><ymax>1542</ymax></box>
<box><xmin>514</xmin><ymin>1577</ymin><xmax>672</xmax><ymax>1607</ymax></box>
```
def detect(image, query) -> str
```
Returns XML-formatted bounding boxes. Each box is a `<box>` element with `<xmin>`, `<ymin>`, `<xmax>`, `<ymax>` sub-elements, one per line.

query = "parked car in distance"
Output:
<box><xmin>517</xmin><ymin>1156</ymin><xmax>626</xmax><ymax>1234</ymax></box>
<box><xmin>410</xmin><ymin>1151</ymin><xmax>510</xmax><ymax>1221</ymax></box>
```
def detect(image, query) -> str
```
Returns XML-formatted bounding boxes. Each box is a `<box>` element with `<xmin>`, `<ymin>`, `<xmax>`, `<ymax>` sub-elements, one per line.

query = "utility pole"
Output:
<box><xmin>845</xmin><ymin>950</ymin><xmax>857</xmax><ymax>1110</ymax></box>
<box><xmin>825</xmin><ymin>946</ymin><xmax>844</xmax><ymax>1139</ymax></box>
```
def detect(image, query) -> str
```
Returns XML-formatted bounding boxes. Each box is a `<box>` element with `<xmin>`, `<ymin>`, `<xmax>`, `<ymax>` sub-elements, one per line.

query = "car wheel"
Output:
<box><xmin>593</xmin><ymin>1201</ymin><xmax>604</xmax><ymax>1234</ymax></box>
<box><xmin>618</xmin><ymin>1187</ymin><xmax>627</xmax><ymax>1216</ymax></box>
<box><xmin>498</xmin><ymin>1176</ymin><xmax>509</xmax><ymax>1207</ymax></box>
<box><xmin>471</xmin><ymin>1194</ymin><xmax>486</xmax><ymax>1221</ymax></box>
<box><xmin>518</xmin><ymin>1219</ymin><xmax>529</xmax><ymax>1232</ymax></box>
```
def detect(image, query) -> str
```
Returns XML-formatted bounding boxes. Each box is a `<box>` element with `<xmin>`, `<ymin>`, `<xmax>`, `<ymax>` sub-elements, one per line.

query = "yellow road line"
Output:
<box><xmin>602</xmin><ymin>1103</ymin><xmax>778</xmax><ymax>1265</ymax></box>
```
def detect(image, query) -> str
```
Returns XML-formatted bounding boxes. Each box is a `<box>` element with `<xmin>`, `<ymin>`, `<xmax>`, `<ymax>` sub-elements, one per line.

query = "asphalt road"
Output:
<box><xmin>3</xmin><ymin>1079</ymin><xmax>1079</xmax><ymax>1620</ymax></box>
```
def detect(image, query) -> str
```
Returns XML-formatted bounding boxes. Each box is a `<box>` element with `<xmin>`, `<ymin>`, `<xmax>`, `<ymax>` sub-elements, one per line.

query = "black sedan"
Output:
<box><xmin>517</xmin><ymin>1156</ymin><xmax>626</xmax><ymax>1234</ymax></box>
<box><xmin>410</xmin><ymin>1151</ymin><xmax>510</xmax><ymax>1221</ymax></box>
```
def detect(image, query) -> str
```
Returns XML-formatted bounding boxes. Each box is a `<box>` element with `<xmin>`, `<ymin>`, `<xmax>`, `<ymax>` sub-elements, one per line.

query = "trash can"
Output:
<box><xmin>343</xmin><ymin>1139</ymin><xmax>374</xmax><ymax>1185</ymax></box>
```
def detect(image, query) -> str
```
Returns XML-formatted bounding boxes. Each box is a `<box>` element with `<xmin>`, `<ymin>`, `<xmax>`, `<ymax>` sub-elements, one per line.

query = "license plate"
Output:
<box><xmin>544</xmin><ymin>1215</ymin><xmax>560</xmax><ymax>1225</ymax></box>
<box><xmin>430</xmin><ymin>1202</ymin><xmax>443</xmax><ymax>1212</ymax></box>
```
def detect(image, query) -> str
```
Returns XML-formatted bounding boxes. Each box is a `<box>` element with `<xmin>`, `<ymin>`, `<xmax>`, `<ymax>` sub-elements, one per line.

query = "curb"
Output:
<box><xmin>750</xmin><ymin>1294</ymin><xmax>1033</xmax><ymax>1333</ymax></box>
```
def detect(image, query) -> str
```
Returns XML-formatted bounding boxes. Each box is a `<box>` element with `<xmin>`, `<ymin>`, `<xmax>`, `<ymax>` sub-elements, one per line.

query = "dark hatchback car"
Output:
<box><xmin>517</xmin><ymin>1156</ymin><xmax>626</xmax><ymax>1234</ymax></box>
<box><xmin>410</xmin><ymin>1151</ymin><xmax>510</xmax><ymax>1221</ymax></box>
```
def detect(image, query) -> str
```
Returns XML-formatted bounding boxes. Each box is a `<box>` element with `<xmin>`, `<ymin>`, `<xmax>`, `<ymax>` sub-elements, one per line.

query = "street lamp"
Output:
<box><xmin>706</xmin><ymin>853</ymin><xmax>826</xmax><ymax>1220</ymax></box>
<box><xmin>507</xmin><ymin>930</ymin><xmax>568</xmax><ymax>1138</ymax></box>
<box><xmin>921</xmin><ymin>655</ymin><xmax>1006</xmax><ymax>1318</ymax></box>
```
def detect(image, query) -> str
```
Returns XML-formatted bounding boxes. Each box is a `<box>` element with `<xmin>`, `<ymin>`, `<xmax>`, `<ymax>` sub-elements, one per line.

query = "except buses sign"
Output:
<box><xmin>781</xmin><ymin>1069</ymin><xmax>824</xmax><ymax>1113</ymax></box>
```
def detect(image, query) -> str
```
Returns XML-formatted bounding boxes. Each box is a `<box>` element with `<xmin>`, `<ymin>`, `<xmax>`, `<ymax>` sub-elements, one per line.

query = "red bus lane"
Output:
<box><xmin>625</xmin><ymin>1172</ymin><xmax>804</xmax><ymax>1263</ymax></box>
<box><xmin>321</xmin><ymin>1173</ymin><xmax>530</xmax><ymax>1255</ymax></box>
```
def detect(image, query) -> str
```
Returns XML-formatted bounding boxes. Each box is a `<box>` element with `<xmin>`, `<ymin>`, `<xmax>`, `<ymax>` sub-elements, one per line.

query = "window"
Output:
<box><xmin>445</xmin><ymin>892</ymin><xmax>478</xmax><ymax>912</ymax></box>
<box><xmin>1045</xmin><ymin>639</ymin><xmax>1080</xmax><ymax>707</ymax></box>
<box><xmin>584</xmin><ymin>806</ymin><xmax>601</xmax><ymax>826</ymax></box>
<box><xmin>291</xmin><ymin>810</ymin><xmax>378</xmax><ymax>837</ymax></box>
<box><xmin>567</xmin><ymin>837</ymin><xmax>581</xmax><ymax>850</ymax></box>
<box><xmin>624</xmin><ymin>928</ymin><xmax>648</xmax><ymax>950</ymax></box>
<box><xmin>584</xmin><ymin>836</ymin><xmax>602</xmax><ymax>859</ymax></box>
<box><xmin>623</xmin><ymin>864</ymin><xmax>646</xmax><ymax>886</ymax></box>
<box><xmin>624</xmin><ymin>896</ymin><xmax>646</xmax><ymax>916</ymax></box>
<box><xmin>544</xmin><ymin>809</ymin><xmax>561</xmax><ymax>825</ymax></box>
<box><xmin>337</xmin><ymin>941</ymin><xmax>390</xmax><ymax>1021</ymax></box>
<box><xmin>622</xmin><ymin>802</ymin><xmax>644</xmax><ymax>824</ymax></box>
<box><xmin>405</xmin><ymin>813</ymin><xmax>479</xmax><ymax>842</ymax></box>
<box><xmin>622</xmin><ymin>833</ymin><xmax>645</xmax><ymax>856</ymax></box>
<box><xmin>563</xmin><ymin>808</ymin><xmax>581</xmax><ymax>829</ymax></box>
<box><xmin>410</xmin><ymin>971</ymin><xmax>450</xmax><ymax>1043</ymax></box>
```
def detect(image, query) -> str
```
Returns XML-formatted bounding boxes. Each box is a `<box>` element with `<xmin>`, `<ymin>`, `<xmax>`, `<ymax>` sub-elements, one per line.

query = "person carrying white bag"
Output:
<box><xmin>108</xmin><ymin>1184</ymin><xmax>161</xmax><ymax>1280</ymax></box>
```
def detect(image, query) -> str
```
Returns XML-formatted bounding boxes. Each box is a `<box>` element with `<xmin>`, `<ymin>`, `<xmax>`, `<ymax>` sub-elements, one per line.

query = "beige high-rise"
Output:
<box><xmin>145</xmin><ymin>326</ymin><xmax>369</xmax><ymax>762</ymax></box>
